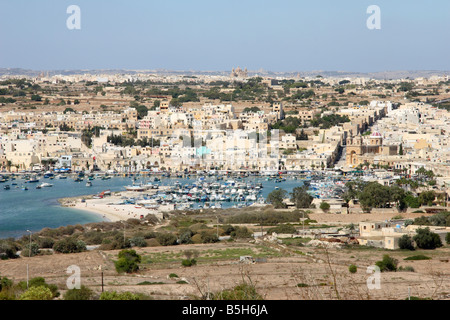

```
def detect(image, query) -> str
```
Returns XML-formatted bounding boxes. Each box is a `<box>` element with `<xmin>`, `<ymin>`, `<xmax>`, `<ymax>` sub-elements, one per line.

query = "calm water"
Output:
<box><xmin>0</xmin><ymin>175</ymin><xmax>304</xmax><ymax>239</ymax></box>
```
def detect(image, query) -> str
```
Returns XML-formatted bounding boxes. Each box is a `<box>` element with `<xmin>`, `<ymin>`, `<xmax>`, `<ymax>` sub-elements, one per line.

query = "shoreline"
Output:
<box><xmin>59</xmin><ymin>191</ymin><xmax>163</xmax><ymax>223</ymax></box>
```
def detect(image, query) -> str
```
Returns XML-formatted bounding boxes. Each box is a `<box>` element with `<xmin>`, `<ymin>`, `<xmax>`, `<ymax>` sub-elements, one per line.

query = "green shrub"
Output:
<box><xmin>320</xmin><ymin>201</ymin><xmax>330</xmax><ymax>212</ymax></box>
<box><xmin>114</xmin><ymin>249</ymin><xmax>141</xmax><ymax>274</ymax></box>
<box><xmin>21</xmin><ymin>243</ymin><xmax>40</xmax><ymax>257</ymax></box>
<box><xmin>446</xmin><ymin>232</ymin><xmax>450</xmax><ymax>245</ymax></box>
<box><xmin>296</xmin><ymin>283</ymin><xmax>309</xmax><ymax>287</ymax></box>
<box><xmin>17</xmin><ymin>277</ymin><xmax>59</xmax><ymax>298</ymax></box>
<box><xmin>398</xmin><ymin>266</ymin><xmax>415</xmax><ymax>272</ymax></box>
<box><xmin>0</xmin><ymin>276</ymin><xmax>14</xmax><ymax>299</ymax></box>
<box><xmin>227</xmin><ymin>210</ymin><xmax>309</xmax><ymax>225</ymax></box>
<box><xmin>38</xmin><ymin>237</ymin><xmax>55</xmax><ymax>249</ymax></box>
<box><xmin>181</xmin><ymin>259</ymin><xmax>196</xmax><ymax>267</ymax></box>
<box><xmin>231</xmin><ymin>226</ymin><xmax>253</xmax><ymax>239</ymax></box>
<box><xmin>179</xmin><ymin>230</ymin><xmax>194</xmax><ymax>244</ymax></box>
<box><xmin>212</xmin><ymin>283</ymin><xmax>263</xmax><ymax>300</ymax></box>
<box><xmin>222</xmin><ymin>224</ymin><xmax>236</xmax><ymax>235</ymax></box>
<box><xmin>348</xmin><ymin>264</ymin><xmax>357</xmax><ymax>274</ymax></box>
<box><xmin>20</xmin><ymin>286</ymin><xmax>53</xmax><ymax>300</ymax></box>
<box><xmin>0</xmin><ymin>241</ymin><xmax>19</xmax><ymax>260</ymax></box>
<box><xmin>143</xmin><ymin>231</ymin><xmax>159</xmax><ymax>239</ymax></box>
<box><xmin>156</xmin><ymin>233</ymin><xmax>178</xmax><ymax>246</ymax></box>
<box><xmin>169</xmin><ymin>273</ymin><xmax>178</xmax><ymax>278</ymax></box>
<box><xmin>99</xmin><ymin>291</ymin><xmax>140</xmax><ymax>300</ymax></box>
<box><xmin>63</xmin><ymin>285</ymin><xmax>94</xmax><ymax>300</ymax></box>
<box><xmin>129</xmin><ymin>236</ymin><xmax>147</xmax><ymax>247</ymax></box>
<box><xmin>375</xmin><ymin>255</ymin><xmax>398</xmax><ymax>272</ymax></box>
<box><xmin>200</xmin><ymin>231</ymin><xmax>219</xmax><ymax>243</ymax></box>
<box><xmin>53</xmin><ymin>238</ymin><xmax>86</xmax><ymax>253</ymax></box>
<box><xmin>404</xmin><ymin>255</ymin><xmax>431</xmax><ymax>261</ymax></box>
<box><xmin>266</xmin><ymin>224</ymin><xmax>296</xmax><ymax>234</ymax></box>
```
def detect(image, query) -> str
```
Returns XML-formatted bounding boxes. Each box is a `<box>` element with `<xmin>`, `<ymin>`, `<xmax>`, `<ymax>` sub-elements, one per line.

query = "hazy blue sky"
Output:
<box><xmin>1</xmin><ymin>0</ymin><xmax>449</xmax><ymax>72</ymax></box>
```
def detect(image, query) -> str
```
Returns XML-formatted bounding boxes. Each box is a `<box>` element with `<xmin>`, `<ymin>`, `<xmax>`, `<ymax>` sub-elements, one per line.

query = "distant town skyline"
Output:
<box><xmin>1</xmin><ymin>0</ymin><xmax>450</xmax><ymax>72</ymax></box>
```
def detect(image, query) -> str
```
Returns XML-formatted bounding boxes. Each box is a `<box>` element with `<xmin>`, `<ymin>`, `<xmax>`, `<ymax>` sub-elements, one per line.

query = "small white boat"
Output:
<box><xmin>39</xmin><ymin>183</ymin><xmax>53</xmax><ymax>188</ymax></box>
<box><xmin>86</xmin><ymin>181</ymin><xmax>92</xmax><ymax>187</ymax></box>
<box><xmin>124</xmin><ymin>185</ymin><xmax>146</xmax><ymax>192</ymax></box>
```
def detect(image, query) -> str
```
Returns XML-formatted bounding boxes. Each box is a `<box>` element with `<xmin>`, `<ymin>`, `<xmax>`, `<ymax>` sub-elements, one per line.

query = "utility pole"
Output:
<box><xmin>26</xmin><ymin>230</ymin><xmax>32</xmax><ymax>289</ymax></box>
<box><xmin>216</xmin><ymin>215</ymin><xmax>219</xmax><ymax>238</ymax></box>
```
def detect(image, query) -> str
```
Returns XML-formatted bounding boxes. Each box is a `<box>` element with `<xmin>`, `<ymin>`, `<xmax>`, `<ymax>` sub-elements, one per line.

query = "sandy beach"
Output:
<box><xmin>60</xmin><ymin>191</ymin><xmax>164</xmax><ymax>222</ymax></box>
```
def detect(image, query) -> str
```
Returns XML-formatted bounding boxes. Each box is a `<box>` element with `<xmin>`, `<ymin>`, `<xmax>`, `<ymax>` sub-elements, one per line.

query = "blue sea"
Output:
<box><xmin>0</xmin><ymin>175</ymin><xmax>304</xmax><ymax>239</ymax></box>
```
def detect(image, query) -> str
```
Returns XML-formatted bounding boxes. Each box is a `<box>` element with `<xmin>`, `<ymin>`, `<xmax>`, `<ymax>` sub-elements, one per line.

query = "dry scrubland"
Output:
<box><xmin>1</xmin><ymin>240</ymin><xmax>449</xmax><ymax>300</ymax></box>
<box><xmin>1</xmin><ymin>206</ymin><xmax>449</xmax><ymax>300</ymax></box>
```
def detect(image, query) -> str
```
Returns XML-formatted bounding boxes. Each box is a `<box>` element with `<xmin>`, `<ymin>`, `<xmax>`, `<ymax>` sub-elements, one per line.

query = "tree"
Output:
<box><xmin>390</xmin><ymin>185</ymin><xmax>408</xmax><ymax>212</ymax></box>
<box><xmin>290</xmin><ymin>186</ymin><xmax>313</xmax><ymax>209</ymax></box>
<box><xmin>398</xmin><ymin>234</ymin><xmax>415</xmax><ymax>250</ymax></box>
<box><xmin>348</xmin><ymin>265</ymin><xmax>357</xmax><ymax>273</ymax></box>
<box><xmin>20</xmin><ymin>286</ymin><xmax>53</xmax><ymax>300</ymax></box>
<box><xmin>115</xmin><ymin>249</ymin><xmax>141</xmax><ymax>274</ymax></box>
<box><xmin>297</xmin><ymin>129</ymin><xmax>308</xmax><ymax>140</ymax></box>
<box><xmin>398</xmin><ymin>143</ymin><xmax>404</xmax><ymax>155</ymax></box>
<box><xmin>358</xmin><ymin>182</ymin><xmax>391</xmax><ymax>212</ymax></box>
<box><xmin>31</xmin><ymin>94</ymin><xmax>42</xmax><ymax>102</ymax></box>
<box><xmin>446</xmin><ymin>232</ymin><xmax>450</xmax><ymax>245</ymax></box>
<box><xmin>135</xmin><ymin>105</ymin><xmax>148</xmax><ymax>119</ymax></box>
<box><xmin>413</xmin><ymin>228</ymin><xmax>443</xmax><ymax>249</ymax></box>
<box><xmin>419</xmin><ymin>191</ymin><xmax>435</xmax><ymax>206</ymax></box>
<box><xmin>64</xmin><ymin>107</ymin><xmax>75</xmax><ymax>114</ymax></box>
<box><xmin>267</xmin><ymin>189</ymin><xmax>288</xmax><ymax>209</ymax></box>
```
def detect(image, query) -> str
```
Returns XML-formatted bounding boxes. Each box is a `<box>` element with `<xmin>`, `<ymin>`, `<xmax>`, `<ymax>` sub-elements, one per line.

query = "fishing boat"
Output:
<box><xmin>43</xmin><ymin>172</ymin><xmax>54</xmax><ymax>178</ymax></box>
<box><xmin>26</xmin><ymin>176</ymin><xmax>39</xmax><ymax>183</ymax></box>
<box><xmin>21</xmin><ymin>186</ymin><xmax>28</xmax><ymax>191</ymax></box>
<box><xmin>3</xmin><ymin>185</ymin><xmax>10</xmax><ymax>190</ymax></box>
<box><xmin>86</xmin><ymin>181</ymin><xmax>92</xmax><ymax>187</ymax></box>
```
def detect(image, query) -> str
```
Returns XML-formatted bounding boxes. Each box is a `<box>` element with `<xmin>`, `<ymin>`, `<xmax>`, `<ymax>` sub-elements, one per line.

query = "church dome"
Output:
<box><xmin>371</xmin><ymin>132</ymin><xmax>382</xmax><ymax>138</ymax></box>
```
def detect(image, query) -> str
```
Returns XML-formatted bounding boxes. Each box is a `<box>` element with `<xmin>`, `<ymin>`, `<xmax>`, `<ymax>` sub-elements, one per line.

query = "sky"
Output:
<box><xmin>0</xmin><ymin>0</ymin><xmax>449</xmax><ymax>72</ymax></box>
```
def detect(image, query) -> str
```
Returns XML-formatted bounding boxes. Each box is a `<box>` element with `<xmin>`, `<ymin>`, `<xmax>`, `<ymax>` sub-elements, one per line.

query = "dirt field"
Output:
<box><xmin>1</xmin><ymin>240</ymin><xmax>449</xmax><ymax>300</ymax></box>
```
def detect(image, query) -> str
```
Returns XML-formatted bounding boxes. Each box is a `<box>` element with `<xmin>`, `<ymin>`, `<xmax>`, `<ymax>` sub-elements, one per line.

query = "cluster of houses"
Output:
<box><xmin>0</xmin><ymin>99</ymin><xmax>406</xmax><ymax>173</ymax></box>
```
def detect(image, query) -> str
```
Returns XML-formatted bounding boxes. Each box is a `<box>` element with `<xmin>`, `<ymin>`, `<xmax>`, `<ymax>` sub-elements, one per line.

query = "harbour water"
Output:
<box><xmin>0</xmin><ymin>175</ymin><xmax>305</xmax><ymax>239</ymax></box>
